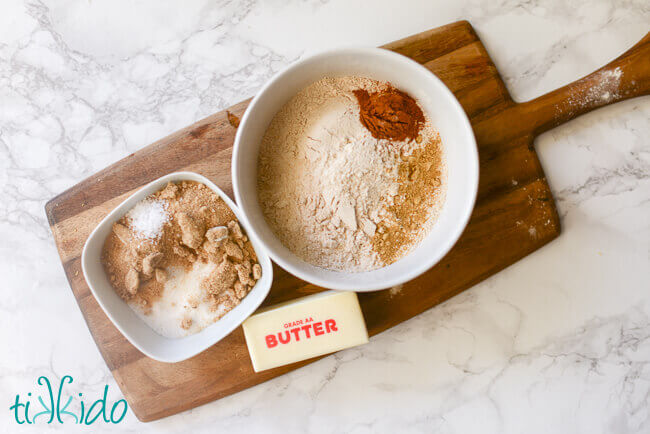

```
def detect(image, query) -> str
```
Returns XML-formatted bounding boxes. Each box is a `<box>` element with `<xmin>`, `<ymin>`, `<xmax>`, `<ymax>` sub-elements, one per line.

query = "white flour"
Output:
<box><xmin>257</xmin><ymin>76</ymin><xmax>438</xmax><ymax>271</ymax></box>
<box><xmin>567</xmin><ymin>67</ymin><xmax>623</xmax><ymax>108</ymax></box>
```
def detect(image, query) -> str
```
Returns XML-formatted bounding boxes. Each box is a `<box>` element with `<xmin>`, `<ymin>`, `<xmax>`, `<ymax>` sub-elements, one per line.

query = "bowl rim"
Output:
<box><xmin>81</xmin><ymin>171</ymin><xmax>274</xmax><ymax>362</ymax></box>
<box><xmin>232</xmin><ymin>46</ymin><xmax>478</xmax><ymax>291</ymax></box>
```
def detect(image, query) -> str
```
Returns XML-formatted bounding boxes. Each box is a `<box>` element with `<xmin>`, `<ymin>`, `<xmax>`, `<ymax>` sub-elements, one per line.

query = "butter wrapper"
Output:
<box><xmin>242</xmin><ymin>290</ymin><xmax>369</xmax><ymax>372</ymax></box>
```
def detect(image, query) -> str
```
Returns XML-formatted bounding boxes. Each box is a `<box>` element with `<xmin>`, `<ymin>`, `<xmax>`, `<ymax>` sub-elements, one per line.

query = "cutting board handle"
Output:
<box><xmin>519</xmin><ymin>32</ymin><xmax>650</xmax><ymax>136</ymax></box>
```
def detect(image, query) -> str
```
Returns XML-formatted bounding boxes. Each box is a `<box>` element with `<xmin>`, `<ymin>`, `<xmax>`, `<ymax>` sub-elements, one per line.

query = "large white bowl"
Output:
<box><xmin>232</xmin><ymin>48</ymin><xmax>478</xmax><ymax>291</ymax></box>
<box><xmin>81</xmin><ymin>172</ymin><xmax>273</xmax><ymax>362</ymax></box>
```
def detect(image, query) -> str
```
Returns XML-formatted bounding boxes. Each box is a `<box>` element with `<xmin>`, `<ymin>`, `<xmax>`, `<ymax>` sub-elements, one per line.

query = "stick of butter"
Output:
<box><xmin>242</xmin><ymin>290</ymin><xmax>369</xmax><ymax>372</ymax></box>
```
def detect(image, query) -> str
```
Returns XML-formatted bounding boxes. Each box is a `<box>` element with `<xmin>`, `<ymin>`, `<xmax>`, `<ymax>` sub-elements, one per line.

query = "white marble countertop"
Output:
<box><xmin>1</xmin><ymin>1</ymin><xmax>648</xmax><ymax>433</ymax></box>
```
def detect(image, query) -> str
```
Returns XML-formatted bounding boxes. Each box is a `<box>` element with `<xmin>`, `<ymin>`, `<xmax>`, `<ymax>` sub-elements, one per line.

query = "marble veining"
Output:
<box><xmin>0</xmin><ymin>0</ymin><xmax>648</xmax><ymax>432</ymax></box>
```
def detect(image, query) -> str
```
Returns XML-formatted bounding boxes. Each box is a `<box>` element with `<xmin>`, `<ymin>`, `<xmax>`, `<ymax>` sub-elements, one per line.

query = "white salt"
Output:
<box><xmin>125</xmin><ymin>198</ymin><xmax>169</xmax><ymax>240</ymax></box>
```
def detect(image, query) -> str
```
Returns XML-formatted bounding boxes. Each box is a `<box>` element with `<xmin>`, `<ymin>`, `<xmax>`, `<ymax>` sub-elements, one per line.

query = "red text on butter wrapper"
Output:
<box><xmin>265</xmin><ymin>319</ymin><xmax>338</xmax><ymax>348</ymax></box>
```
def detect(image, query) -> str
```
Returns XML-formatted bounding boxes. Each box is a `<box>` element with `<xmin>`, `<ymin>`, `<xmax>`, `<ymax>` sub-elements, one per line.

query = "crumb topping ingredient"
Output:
<box><xmin>125</xmin><ymin>198</ymin><xmax>169</xmax><ymax>240</ymax></box>
<box><xmin>102</xmin><ymin>181</ymin><xmax>262</xmax><ymax>338</ymax></box>
<box><xmin>353</xmin><ymin>87</ymin><xmax>425</xmax><ymax>142</ymax></box>
<box><xmin>257</xmin><ymin>76</ymin><xmax>445</xmax><ymax>272</ymax></box>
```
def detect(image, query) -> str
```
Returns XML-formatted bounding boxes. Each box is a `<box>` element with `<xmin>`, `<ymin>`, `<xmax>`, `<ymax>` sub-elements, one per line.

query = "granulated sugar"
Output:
<box><xmin>257</xmin><ymin>76</ymin><xmax>445</xmax><ymax>272</ymax></box>
<box><xmin>130</xmin><ymin>262</ymin><xmax>219</xmax><ymax>338</ymax></box>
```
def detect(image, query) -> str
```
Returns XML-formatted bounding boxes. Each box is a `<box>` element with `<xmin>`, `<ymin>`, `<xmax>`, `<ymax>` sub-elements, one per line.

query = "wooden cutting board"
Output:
<box><xmin>45</xmin><ymin>21</ymin><xmax>650</xmax><ymax>422</ymax></box>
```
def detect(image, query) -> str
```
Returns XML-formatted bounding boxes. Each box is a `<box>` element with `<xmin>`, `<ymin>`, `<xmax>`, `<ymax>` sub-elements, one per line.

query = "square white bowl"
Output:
<box><xmin>81</xmin><ymin>171</ymin><xmax>273</xmax><ymax>363</ymax></box>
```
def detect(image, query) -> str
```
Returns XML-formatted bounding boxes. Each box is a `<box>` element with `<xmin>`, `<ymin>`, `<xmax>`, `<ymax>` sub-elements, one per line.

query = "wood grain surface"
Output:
<box><xmin>45</xmin><ymin>21</ymin><xmax>650</xmax><ymax>422</ymax></box>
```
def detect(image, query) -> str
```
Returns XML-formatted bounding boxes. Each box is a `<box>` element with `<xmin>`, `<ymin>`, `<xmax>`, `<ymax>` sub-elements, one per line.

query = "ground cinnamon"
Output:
<box><xmin>353</xmin><ymin>87</ymin><xmax>425</xmax><ymax>141</ymax></box>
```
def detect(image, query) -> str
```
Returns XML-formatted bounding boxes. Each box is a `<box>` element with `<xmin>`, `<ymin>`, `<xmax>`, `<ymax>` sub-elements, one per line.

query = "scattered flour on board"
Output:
<box><xmin>565</xmin><ymin>67</ymin><xmax>623</xmax><ymax>110</ymax></box>
<box><xmin>388</xmin><ymin>284</ymin><xmax>403</xmax><ymax>298</ymax></box>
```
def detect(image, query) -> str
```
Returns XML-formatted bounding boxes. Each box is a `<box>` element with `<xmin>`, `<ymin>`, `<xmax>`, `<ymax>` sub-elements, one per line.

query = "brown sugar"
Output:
<box><xmin>101</xmin><ymin>180</ymin><xmax>262</xmax><ymax>336</ymax></box>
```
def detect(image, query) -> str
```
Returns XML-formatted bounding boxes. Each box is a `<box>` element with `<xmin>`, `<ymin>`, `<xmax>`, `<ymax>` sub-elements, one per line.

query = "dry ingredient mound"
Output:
<box><xmin>353</xmin><ymin>87</ymin><xmax>425</xmax><ymax>141</ymax></box>
<box><xmin>102</xmin><ymin>181</ymin><xmax>262</xmax><ymax>338</ymax></box>
<box><xmin>257</xmin><ymin>76</ymin><xmax>446</xmax><ymax>272</ymax></box>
